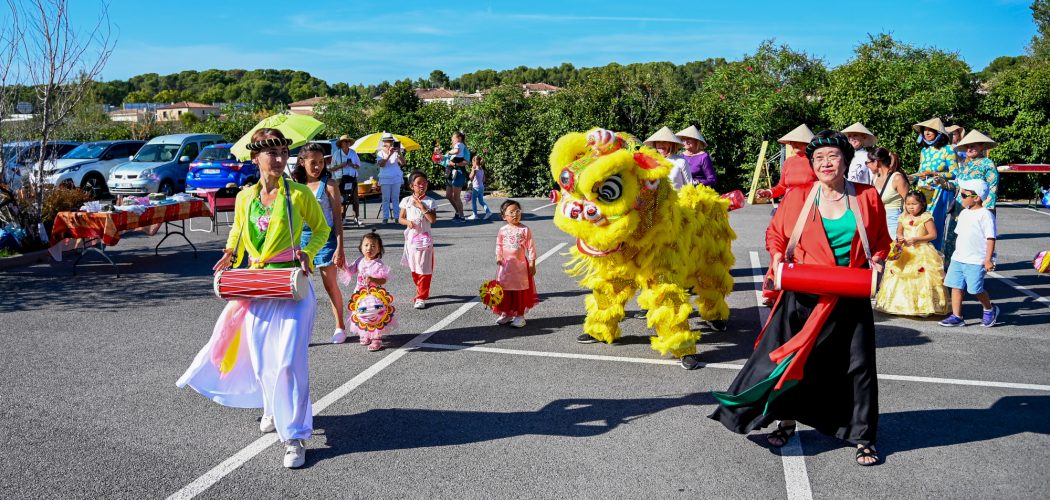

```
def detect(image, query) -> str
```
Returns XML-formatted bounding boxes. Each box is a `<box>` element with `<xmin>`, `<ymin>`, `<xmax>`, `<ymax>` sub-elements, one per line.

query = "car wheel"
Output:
<box><xmin>80</xmin><ymin>173</ymin><xmax>106</xmax><ymax>199</ymax></box>
<box><xmin>159</xmin><ymin>180</ymin><xmax>175</xmax><ymax>196</ymax></box>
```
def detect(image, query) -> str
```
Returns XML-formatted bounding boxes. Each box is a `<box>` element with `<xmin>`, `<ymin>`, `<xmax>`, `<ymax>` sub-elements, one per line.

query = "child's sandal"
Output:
<box><xmin>855</xmin><ymin>445</ymin><xmax>880</xmax><ymax>466</ymax></box>
<box><xmin>766</xmin><ymin>422</ymin><xmax>796</xmax><ymax>448</ymax></box>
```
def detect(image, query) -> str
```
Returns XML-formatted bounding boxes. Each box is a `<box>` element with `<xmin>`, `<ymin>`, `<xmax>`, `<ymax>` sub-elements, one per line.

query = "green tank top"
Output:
<box><xmin>248</xmin><ymin>198</ymin><xmax>295</xmax><ymax>269</ymax></box>
<box><xmin>817</xmin><ymin>196</ymin><xmax>856</xmax><ymax>267</ymax></box>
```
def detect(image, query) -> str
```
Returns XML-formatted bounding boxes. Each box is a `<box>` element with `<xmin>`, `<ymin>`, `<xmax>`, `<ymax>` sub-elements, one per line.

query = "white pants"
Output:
<box><xmin>178</xmin><ymin>284</ymin><xmax>316</xmax><ymax>442</ymax></box>
<box><xmin>380</xmin><ymin>182</ymin><xmax>401</xmax><ymax>220</ymax></box>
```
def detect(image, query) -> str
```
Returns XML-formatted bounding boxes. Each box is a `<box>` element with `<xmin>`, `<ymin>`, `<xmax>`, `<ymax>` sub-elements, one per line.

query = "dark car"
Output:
<box><xmin>186</xmin><ymin>143</ymin><xmax>259</xmax><ymax>190</ymax></box>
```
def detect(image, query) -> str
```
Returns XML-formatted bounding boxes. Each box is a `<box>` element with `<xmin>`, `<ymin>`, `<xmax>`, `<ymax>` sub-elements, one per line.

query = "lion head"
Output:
<box><xmin>549</xmin><ymin>128</ymin><xmax>671</xmax><ymax>257</ymax></box>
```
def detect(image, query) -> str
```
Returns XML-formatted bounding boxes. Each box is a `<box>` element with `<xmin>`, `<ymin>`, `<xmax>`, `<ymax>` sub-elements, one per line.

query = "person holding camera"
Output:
<box><xmin>444</xmin><ymin>131</ymin><xmax>470</xmax><ymax>222</ymax></box>
<box><xmin>376</xmin><ymin>134</ymin><xmax>406</xmax><ymax>224</ymax></box>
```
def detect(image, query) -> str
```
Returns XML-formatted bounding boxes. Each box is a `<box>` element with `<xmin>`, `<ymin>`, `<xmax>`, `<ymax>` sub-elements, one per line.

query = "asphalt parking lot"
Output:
<box><xmin>1</xmin><ymin>196</ymin><xmax>1048</xmax><ymax>499</ymax></box>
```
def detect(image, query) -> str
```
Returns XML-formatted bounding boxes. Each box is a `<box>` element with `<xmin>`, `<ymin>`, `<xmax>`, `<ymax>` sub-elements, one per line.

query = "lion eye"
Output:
<box><xmin>596</xmin><ymin>176</ymin><xmax>623</xmax><ymax>202</ymax></box>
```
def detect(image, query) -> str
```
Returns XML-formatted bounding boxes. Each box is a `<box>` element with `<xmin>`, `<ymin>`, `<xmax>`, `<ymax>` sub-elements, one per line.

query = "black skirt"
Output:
<box><xmin>709</xmin><ymin>291</ymin><xmax>879</xmax><ymax>445</ymax></box>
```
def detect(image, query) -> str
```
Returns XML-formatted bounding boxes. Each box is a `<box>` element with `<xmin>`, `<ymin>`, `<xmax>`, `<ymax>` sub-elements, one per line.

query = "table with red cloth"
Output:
<box><xmin>49</xmin><ymin>199</ymin><xmax>208</xmax><ymax>274</ymax></box>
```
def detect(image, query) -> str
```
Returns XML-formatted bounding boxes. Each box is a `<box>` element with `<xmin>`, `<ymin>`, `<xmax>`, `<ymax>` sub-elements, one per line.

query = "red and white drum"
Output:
<box><xmin>214</xmin><ymin>268</ymin><xmax>309</xmax><ymax>301</ymax></box>
<box><xmin>774</xmin><ymin>262</ymin><xmax>878</xmax><ymax>299</ymax></box>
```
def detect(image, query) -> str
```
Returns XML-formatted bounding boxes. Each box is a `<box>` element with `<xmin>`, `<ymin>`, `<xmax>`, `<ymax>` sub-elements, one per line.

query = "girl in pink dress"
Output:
<box><xmin>341</xmin><ymin>231</ymin><xmax>395</xmax><ymax>351</ymax></box>
<box><xmin>493</xmin><ymin>199</ymin><xmax>539</xmax><ymax>327</ymax></box>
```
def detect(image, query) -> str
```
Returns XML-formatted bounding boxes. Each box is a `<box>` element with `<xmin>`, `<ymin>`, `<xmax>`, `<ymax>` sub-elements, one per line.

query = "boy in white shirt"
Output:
<box><xmin>939</xmin><ymin>178</ymin><xmax>999</xmax><ymax>327</ymax></box>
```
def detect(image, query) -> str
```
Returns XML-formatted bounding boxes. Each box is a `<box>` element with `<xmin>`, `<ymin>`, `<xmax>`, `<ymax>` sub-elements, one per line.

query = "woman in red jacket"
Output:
<box><xmin>710</xmin><ymin>130</ymin><xmax>890</xmax><ymax>467</ymax></box>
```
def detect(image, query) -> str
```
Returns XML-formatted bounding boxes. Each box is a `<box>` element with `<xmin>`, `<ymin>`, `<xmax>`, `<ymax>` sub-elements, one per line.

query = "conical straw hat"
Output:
<box><xmin>912</xmin><ymin>117</ymin><xmax>947</xmax><ymax>135</ymax></box>
<box><xmin>954</xmin><ymin>130</ymin><xmax>997</xmax><ymax>150</ymax></box>
<box><xmin>778</xmin><ymin>124</ymin><xmax>814</xmax><ymax>145</ymax></box>
<box><xmin>944</xmin><ymin>125</ymin><xmax>963</xmax><ymax>134</ymax></box>
<box><xmin>841</xmin><ymin>122</ymin><xmax>877</xmax><ymax>147</ymax></box>
<box><xmin>644</xmin><ymin>126</ymin><xmax>684</xmax><ymax>147</ymax></box>
<box><xmin>675</xmin><ymin>125</ymin><xmax>707</xmax><ymax>146</ymax></box>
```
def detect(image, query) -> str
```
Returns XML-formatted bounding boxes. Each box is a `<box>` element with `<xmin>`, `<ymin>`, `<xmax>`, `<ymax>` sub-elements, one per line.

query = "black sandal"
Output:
<box><xmin>855</xmin><ymin>445</ymin><xmax>880</xmax><ymax>466</ymax></box>
<box><xmin>766</xmin><ymin>422</ymin><xmax>796</xmax><ymax>448</ymax></box>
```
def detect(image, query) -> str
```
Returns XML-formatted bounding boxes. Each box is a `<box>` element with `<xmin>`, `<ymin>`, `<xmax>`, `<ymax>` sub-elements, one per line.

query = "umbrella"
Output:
<box><xmin>351</xmin><ymin>132</ymin><xmax>421</xmax><ymax>153</ymax></box>
<box><xmin>231</xmin><ymin>114</ymin><xmax>326</xmax><ymax>160</ymax></box>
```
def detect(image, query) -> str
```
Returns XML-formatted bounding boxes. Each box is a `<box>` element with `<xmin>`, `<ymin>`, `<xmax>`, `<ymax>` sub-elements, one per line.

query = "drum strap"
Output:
<box><xmin>785</xmin><ymin>182</ymin><xmax>872</xmax><ymax>266</ymax></box>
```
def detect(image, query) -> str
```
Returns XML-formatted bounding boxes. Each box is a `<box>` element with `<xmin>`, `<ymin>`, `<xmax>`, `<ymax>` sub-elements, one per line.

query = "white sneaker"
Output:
<box><xmin>331</xmin><ymin>329</ymin><xmax>347</xmax><ymax>344</ymax></box>
<box><xmin>283</xmin><ymin>439</ymin><xmax>306</xmax><ymax>468</ymax></box>
<box><xmin>496</xmin><ymin>314</ymin><xmax>512</xmax><ymax>325</ymax></box>
<box><xmin>510</xmin><ymin>316</ymin><xmax>526</xmax><ymax>328</ymax></box>
<box><xmin>353</xmin><ymin>217</ymin><xmax>363</xmax><ymax>227</ymax></box>
<box><xmin>414</xmin><ymin>299</ymin><xmax>426</xmax><ymax>309</ymax></box>
<box><xmin>466</xmin><ymin>214</ymin><xmax>477</xmax><ymax>220</ymax></box>
<box><xmin>259</xmin><ymin>415</ymin><xmax>275</xmax><ymax>433</ymax></box>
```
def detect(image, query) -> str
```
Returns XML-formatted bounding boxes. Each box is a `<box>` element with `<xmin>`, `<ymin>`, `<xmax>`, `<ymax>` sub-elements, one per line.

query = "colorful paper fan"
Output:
<box><xmin>1034</xmin><ymin>251</ymin><xmax>1050</xmax><ymax>274</ymax></box>
<box><xmin>887</xmin><ymin>241</ymin><xmax>903</xmax><ymax>261</ymax></box>
<box><xmin>348</xmin><ymin>286</ymin><xmax>396</xmax><ymax>333</ymax></box>
<box><xmin>479</xmin><ymin>279</ymin><xmax>504</xmax><ymax>309</ymax></box>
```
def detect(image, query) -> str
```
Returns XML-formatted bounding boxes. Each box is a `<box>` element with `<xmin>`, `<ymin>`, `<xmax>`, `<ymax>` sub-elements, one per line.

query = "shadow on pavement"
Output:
<box><xmin>797</xmin><ymin>395</ymin><xmax>1050</xmax><ymax>460</ymax></box>
<box><xmin>308</xmin><ymin>392</ymin><xmax>714</xmax><ymax>466</ymax></box>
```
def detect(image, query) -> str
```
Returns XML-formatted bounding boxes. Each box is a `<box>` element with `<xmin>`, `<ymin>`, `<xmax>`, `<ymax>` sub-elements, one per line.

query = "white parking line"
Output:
<box><xmin>167</xmin><ymin>242</ymin><xmax>568</xmax><ymax>500</ymax></box>
<box><xmin>532</xmin><ymin>202</ymin><xmax>556</xmax><ymax>212</ymax></box>
<box><xmin>989</xmin><ymin>271</ymin><xmax>1050</xmax><ymax>309</ymax></box>
<box><xmin>999</xmin><ymin>203</ymin><xmax>1050</xmax><ymax>217</ymax></box>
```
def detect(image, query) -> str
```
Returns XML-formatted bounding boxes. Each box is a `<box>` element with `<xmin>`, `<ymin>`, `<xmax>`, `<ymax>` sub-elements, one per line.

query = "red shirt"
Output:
<box><xmin>768</xmin><ymin>152</ymin><xmax>817</xmax><ymax>199</ymax></box>
<box><xmin>765</xmin><ymin>183</ymin><xmax>891</xmax><ymax>267</ymax></box>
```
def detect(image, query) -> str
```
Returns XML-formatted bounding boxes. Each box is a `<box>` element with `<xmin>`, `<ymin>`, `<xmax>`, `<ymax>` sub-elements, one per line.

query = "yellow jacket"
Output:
<box><xmin>225</xmin><ymin>178</ymin><xmax>331</xmax><ymax>269</ymax></box>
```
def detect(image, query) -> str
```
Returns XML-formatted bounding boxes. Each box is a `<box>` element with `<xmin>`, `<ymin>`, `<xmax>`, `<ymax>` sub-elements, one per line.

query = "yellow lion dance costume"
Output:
<box><xmin>550</xmin><ymin>128</ymin><xmax>735</xmax><ymax>358</ymax></box>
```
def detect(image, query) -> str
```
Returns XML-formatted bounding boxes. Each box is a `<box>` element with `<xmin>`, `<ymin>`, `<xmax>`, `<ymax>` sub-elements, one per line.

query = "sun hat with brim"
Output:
<box><xmin>380</xmin><ymin>132</ymin><xmax>395</xmax><ymax>142</ymax></box>
<box><xmin>675</xmin><ymin>125</ymin><xmax>707</xmax><ymax>147</ymax></box>
<box><xmin>841</xmin><ymin>122</ymin><xmax>877</xmax><ymax>147</ymax></box>
<box><xmin>944</xmin><ymin>125</ymin><xmax>963</xmax><ymax>134</ymax></box>
<box><xmin>954</xmin><ymin>130</ymin><xmax>997</xmax><ymax>150</ymax></box>
<box><xmin>912</xmin><ymin>117</ymin><xmax>947</xmax><ymax>135</ymax></box>
<box><xmin>778</xmin><ymin>124</ymin><xmax>815</xmax><ymax>145</ymax></box>
<box><xmin>644</xmin><ymin>126</ymin><xmax>684</xmax><ymax>147</ymax></box>
<box><xmin>337</xmin><ymin>134</ymin><xmax>353</xmax><ymax>146</ymax></box>
<box><xmin>959</xmin><ymin>178</ymin><xmax>990</xmax><ymax>200</ymax></box>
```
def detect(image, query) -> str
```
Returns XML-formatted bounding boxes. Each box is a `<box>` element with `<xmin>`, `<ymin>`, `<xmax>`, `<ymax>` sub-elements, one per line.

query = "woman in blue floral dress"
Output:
<box><xmin>912</xmin><ymin>118</ymin><xmax>958</xmax><ymax>253</ymax></box>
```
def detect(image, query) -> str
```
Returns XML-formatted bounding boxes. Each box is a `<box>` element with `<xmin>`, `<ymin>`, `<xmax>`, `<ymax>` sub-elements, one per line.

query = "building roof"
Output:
<box><xmin>108</xmin><ymin>109</ymin><xmax>143</xmax><ymax>116</ymax></box>
<box><xmin>156</xmin><ymin>101</ymin><xmax>218</xmax><ymax>110</ymax></box>
<box><xmin>523</xmin><ymin>83</ymin><xmax>561</xmax><ymax>92</ymax></box>
<box><xmin>288</xmin><ymin>96</ymin><xmax>326</xmax><ymax>107</ymax></box>
<box><xmin>414</xmin><ymin>88</ymin><xmax>465</xmax><ymax>100</ymax></box>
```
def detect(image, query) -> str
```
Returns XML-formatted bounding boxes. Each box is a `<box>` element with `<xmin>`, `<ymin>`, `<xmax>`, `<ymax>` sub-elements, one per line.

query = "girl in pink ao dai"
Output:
<box><xmin>493</xmin><ymin>199</ymin><xmax>538</xmax><ymax>328</ymax></box>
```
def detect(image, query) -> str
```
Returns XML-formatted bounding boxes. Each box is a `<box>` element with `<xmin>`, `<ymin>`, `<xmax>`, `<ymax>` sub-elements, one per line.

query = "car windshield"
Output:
<box><xmin>63</xmin><ymin>143</ymin><xmax>107</xmax><ymax>159</ymax></box>
<box><xmin>197</xmin><ymin>148</ymin><xmax>236</xmax><ymax>161</ymax></box>
<box><xmin>134</xmin><ymin>143</ymin><xmax>181</xmax><ymax>162</ymax></box>
<box><xmin>1</xmin><ymin>146</ymin><xmax>19</xmax><ymax>162</ymax></box>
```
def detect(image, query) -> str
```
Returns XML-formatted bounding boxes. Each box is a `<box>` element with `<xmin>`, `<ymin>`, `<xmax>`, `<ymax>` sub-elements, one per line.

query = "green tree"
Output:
<box><xmin>822</xmin><ymin>34</ymin><xmax>973</xmax><ymax>171</ymax></box>
<box><xmin>1031</xmin><ymin>0</ymin><xmax>1050</xmax><ymax>58</ymax></box>
<box><xmin>429</xmin><ymin>70</ymin><xmax>450</xmax><ymax>88</ymax></box>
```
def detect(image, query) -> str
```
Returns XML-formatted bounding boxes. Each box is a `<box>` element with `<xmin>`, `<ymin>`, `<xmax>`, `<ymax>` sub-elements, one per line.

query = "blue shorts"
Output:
<box><xmin>944</xmin><ymin>260</ymin><xmax>986</xmax><ymax>295</ymax></box>
<box><xmin>302</xmin><ymin>227</ymin><xmax>338</xmax><ymax>267</ymax></box>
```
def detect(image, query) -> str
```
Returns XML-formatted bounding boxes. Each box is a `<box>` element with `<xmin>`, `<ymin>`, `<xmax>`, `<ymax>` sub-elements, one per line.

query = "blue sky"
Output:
<box><xmin>67</xmin><ymin>0</ymin><xmax>1037</xmax><ymax>85</ymax></box>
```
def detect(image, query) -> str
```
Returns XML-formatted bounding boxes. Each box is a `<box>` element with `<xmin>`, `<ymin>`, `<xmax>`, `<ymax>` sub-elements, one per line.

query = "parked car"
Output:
<box><xmin>107</xmin><ymin>133</ymin><xmax>223</xmax><ymax>196</ymax></box>
<box><xmin>186</xmin><ymin>143</ymin><xmax>259</xmax><ymax>190</ymax></box>
<box><xmin>43</xmin><ymin>140</ymin><xmax>146</xmax><ymax>198</ymax></box>
<box><xmin>2</xmin><ymin>140</ymin><xmax>81</xmax><ymax>190</ymax></box>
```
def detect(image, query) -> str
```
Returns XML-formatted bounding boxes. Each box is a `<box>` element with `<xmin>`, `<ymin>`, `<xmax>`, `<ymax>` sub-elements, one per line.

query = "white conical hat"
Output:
<box><xmin>675</xmin><ymin>125</ymin><xmax>707</xmax><ymax>146</ymax></box>
<box><xmin>954</xmin><ymin>129</ymin><xmax>997</xmax><ymax>150</ymax></box>
<box><xmin>644</xmin><ymin>126</ymin><xmax>684</xmax><ymax>147</ymax></box>
<box><xmin>778</xmin><ymin>124</ymin><xmax>814</xmax><ymax>145</ymax></box>
<box><xmin>841</xmin><ymin>122</ymin><xmax>877</xmax><ymax>147</ymax></box>
<box><xmin>912</xmin><ymin>117</ymin><xmax>947</xmax><ymax>135</ymax></box>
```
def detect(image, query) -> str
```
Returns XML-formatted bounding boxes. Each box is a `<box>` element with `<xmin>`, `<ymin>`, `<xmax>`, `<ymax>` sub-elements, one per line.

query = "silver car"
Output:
<box><xmin>43</xmin><ymin>140</ymin><xmax>145</xmax><ymax>198</ymax></box>
<box><xmin>108</xmin><ymin>133</ymin><xmax>223</xmax><ymax>196</ymax></box>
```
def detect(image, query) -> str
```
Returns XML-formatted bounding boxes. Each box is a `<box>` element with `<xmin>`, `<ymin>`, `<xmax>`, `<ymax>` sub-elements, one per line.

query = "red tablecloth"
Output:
<box><xmin>50</xmin><ymin>200</ymin><xmax>208</xmax><ymax>247</ymax></box>
<box><xmin>998</xmin><ymin>164</ymin><xmax>1050</xmax><ymax>173</ymax></box>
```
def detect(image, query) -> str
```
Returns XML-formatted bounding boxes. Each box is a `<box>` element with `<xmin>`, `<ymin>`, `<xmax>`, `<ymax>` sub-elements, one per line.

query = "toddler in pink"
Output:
<box><xmin>341</xmin><ymin>231</ymin><xmax>395</xmax><ymax>351</ymax></box>
<box><xmin>493</xmin><ymin>199</ymin><xmax>538</xmax><ymax>328</ymax></box>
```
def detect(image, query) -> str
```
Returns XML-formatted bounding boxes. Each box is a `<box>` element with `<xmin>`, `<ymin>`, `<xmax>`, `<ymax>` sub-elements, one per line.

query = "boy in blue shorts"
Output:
<box><xmin>940</xmin><ymin>178</ymin><xmax>1000</xmax><ymax>327</ymax></box>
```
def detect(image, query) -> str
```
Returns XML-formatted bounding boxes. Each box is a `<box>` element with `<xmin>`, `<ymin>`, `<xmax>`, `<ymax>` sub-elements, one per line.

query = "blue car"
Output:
<box><xmin>186</xmin><ymin>143</ymin><xmax>259</xmax><ymax>190</ymax></box>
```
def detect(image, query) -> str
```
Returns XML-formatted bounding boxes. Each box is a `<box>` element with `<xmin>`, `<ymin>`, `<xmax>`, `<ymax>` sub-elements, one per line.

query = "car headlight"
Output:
<box><xmin>59</xmin><ymin>165</ymin><xmax>81</xmax><ymax>174</ymax></box>
<box><xmin>140</xmin><ymin>168</ymin><xmax>152</xmax><ymax>177</ymax></box>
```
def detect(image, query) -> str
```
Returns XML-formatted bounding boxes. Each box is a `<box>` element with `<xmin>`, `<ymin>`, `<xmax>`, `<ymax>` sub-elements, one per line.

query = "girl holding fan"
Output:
<box><xmin>492</xmin><ymin>199</ymin><xmax>538</xmax><ymax>328</ymax></box>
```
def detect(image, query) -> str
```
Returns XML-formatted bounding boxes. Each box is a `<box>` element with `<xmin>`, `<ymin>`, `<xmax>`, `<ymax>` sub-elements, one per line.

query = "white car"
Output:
<box><xmin>44</xmin><ymin>140</ymin><xmax>145</xmax><ymax>198</ymax></box>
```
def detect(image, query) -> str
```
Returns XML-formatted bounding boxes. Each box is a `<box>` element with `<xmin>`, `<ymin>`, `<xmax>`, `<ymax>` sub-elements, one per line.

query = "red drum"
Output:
<box><xmin>774</xmin><ymin>262</ymin><xmax>878</xmax><ymax>299</ymax></box>
<box><xmin>214</xmin><ymin>268</ymin><xmax>309</xmax><ymax>301</ymax></box>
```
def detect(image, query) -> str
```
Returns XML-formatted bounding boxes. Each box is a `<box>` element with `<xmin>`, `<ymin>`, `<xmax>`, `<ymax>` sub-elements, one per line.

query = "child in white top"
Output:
<box><xmin>398</xmin><ymin>171</ymin><xmax>437</xmax><ymax>309</ymax></box>
<box><xmin>939</xmin><ymin>178</ymin><xmax>999</xmax><ymax>327</ymax></box>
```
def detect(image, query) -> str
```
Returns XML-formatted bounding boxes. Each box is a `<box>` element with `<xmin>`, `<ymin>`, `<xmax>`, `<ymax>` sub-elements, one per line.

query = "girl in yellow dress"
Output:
<box><xmin>875</xmin><ymin>191</ymin><xmax>950</xmax><ymax>316</ymax></box>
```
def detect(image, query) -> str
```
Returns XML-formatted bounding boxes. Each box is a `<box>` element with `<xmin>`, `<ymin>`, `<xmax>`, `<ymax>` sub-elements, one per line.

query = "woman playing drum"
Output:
<box><xmin>177</xmin><ymin>128</ymin><xmax>331</xmax><ymax>469</ymax></box>
<box><xmin>709</xmin><ymin>130</ymin><xmax>891</xmax><ymax>467</ymax></box>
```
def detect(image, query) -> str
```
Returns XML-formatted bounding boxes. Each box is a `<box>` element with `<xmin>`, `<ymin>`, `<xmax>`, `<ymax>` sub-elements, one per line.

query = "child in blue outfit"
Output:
<box><xmin>939</xmin><ymin>178</ymin><xmax>1000</xmax><ymax>327</ymax></box>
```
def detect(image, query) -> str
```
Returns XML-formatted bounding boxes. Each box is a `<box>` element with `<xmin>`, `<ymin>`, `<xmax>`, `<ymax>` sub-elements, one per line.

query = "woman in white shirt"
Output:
<box><xmin>376</xmin><ymin>135</ymin><xmax>405</xmax><ymax>223</ymax></box>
